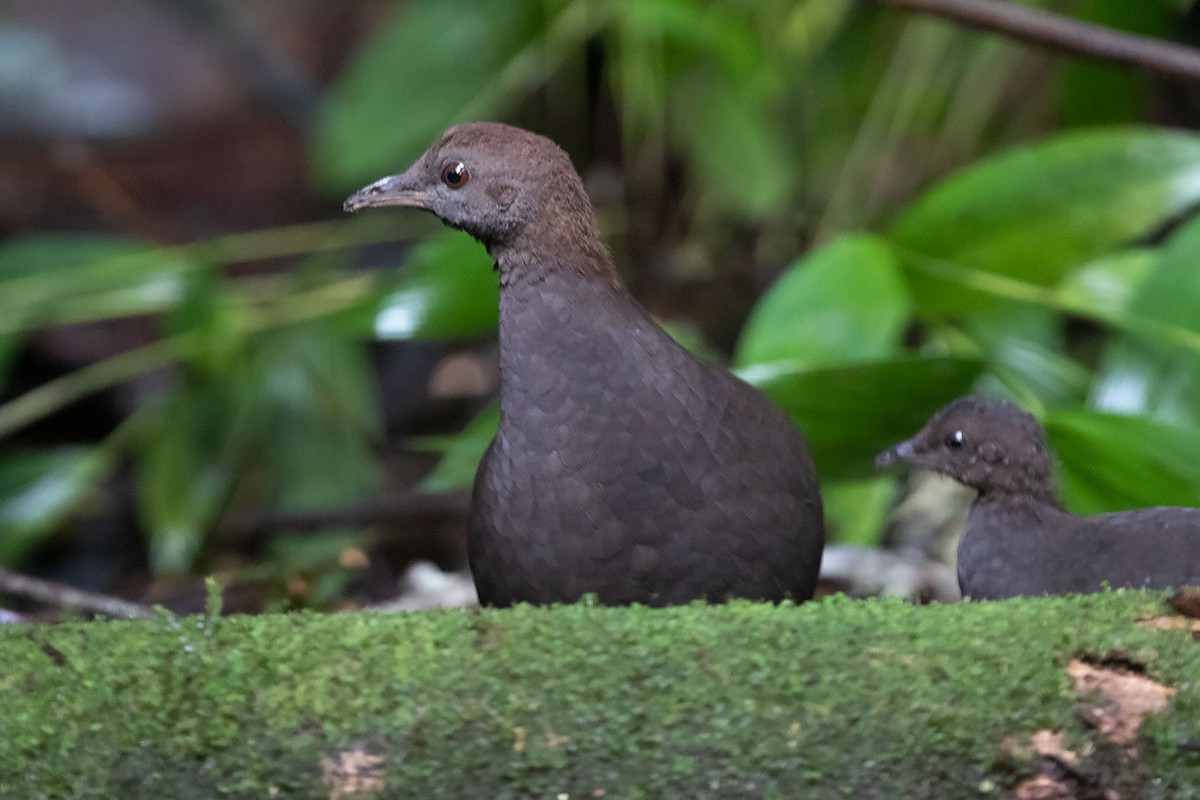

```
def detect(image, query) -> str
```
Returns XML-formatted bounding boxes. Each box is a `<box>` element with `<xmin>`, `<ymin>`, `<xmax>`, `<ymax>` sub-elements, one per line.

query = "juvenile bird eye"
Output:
<box><xmin>945</xmin><ymin>430</ymin><xmax>964</xmax><ymax>449</ymax></box>
<box><xmin>441</xmin><ymin>162</ymin><xmax>469</xmax><ymax>189</ymax></box>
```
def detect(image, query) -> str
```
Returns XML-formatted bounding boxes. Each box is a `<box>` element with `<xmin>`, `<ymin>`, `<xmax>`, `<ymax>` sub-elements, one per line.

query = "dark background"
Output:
<box><xmin>2</xmin><ymin>0</ymin><xmax>1199</xmax><ymax>615</ymax></box>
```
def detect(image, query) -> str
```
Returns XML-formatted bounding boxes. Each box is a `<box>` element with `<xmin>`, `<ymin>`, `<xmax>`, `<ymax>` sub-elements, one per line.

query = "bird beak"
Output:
<box><xmin>874</xmin><ymin>439</ymin><xmax>916</xmax><ymax>470</ymax></box>
<box><xmin>344</xmin><ymin>169</ymin><xmax>429</xmax><ymax>213</ymax></box>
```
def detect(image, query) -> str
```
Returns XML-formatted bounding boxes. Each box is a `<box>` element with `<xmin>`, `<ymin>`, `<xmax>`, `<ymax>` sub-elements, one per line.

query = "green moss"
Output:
<box><xmin>1</xmin><ymin>592</ymin><xmax>1198</xmax><ymax>798</ymax></box>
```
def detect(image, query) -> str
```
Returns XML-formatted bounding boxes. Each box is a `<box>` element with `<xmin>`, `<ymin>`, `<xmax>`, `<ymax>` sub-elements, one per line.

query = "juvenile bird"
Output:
<box><xmin>876</xmin><ymin>395</ymin><xmax>1200</xmax><ymax>599</ymax></box>
<box><xmin>345</xmin><ymin>122</ymin><xmax>825</xmax><ymax>606</ymax></box>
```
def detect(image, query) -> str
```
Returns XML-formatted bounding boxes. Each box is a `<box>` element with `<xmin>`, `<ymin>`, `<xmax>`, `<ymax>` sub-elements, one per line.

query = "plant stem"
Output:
<box><xmin>898</xmin><ymin>249</ymin><xmax>1200</xmax><ymax>355</ymax></box>
<box><xmin>0</xmin><ymin>565</ymin><xmax>155</xmax><ymax>619</ymax></box>
<box><xmin>880</xmin><ymin>0</ymin><xmax>1200</xmax><ymax>82</ymax></box>
<box><xmin>0</xmin><ymin>335</ymin><xmax>199</xmax><ymax>440</ymax></box>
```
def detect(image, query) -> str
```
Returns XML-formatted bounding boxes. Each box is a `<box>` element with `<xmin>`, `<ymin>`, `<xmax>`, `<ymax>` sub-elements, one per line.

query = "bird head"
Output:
<box><xmin>875</xmin><ymin>396</ymin><xmax>1059</xmax><ymax>502</ymax></box>
<box><xmin>344</xmin><ymin>122</ymin><xmax>605</xmax><ymax>266</ymax></box>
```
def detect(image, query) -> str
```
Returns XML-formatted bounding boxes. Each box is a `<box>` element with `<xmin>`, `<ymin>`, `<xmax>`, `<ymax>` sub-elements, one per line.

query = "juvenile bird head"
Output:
<box><xmin>875</xmin><ymin>396</ymin><xmax>1059</xmax><ymax>502</ymax></box>
<box><xmin>344</xmin><ymin>122</ymin><xmax>607</xmax><ymax>271</ymax></box>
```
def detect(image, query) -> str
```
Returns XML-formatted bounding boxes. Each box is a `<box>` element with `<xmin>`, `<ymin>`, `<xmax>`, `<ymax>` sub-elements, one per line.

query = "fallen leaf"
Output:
<box><xmin>321</xmin><ymin>746</ymin><xmax>385</xmax><ymax>800</ymax></box>
<box><xmin>1068</xmin><ymin>659</ymin><xmax>1175</xmax><ymax>751</ymax></box>
<box><xmin>1030</xmin><ymin>729</ymin><xmax>1081</xmax><ymax>767</ymax></box>
<box><xmin>1014</xmin><ymin>774</ymin><xmax>1076</xmax><ymax>800</ymax></box>
<box><xmin>1137</xmin><ymin>615</ymin><xmax>1200</xmax><ymax>634</ymax></box>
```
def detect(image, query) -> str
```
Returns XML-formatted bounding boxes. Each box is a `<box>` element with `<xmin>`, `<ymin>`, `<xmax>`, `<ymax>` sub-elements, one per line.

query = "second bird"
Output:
<box><xmin>345</xmin><ymin>122</ymin><xmax>825</xmax><ymax>607</ymax></box>
<box><xmin>877</xmin><ymin>395</ymin><xmax>1200</xmax><ymax>599</ymax></box>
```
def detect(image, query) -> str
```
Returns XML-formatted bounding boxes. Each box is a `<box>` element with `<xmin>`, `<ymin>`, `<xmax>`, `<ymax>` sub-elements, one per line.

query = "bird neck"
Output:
<box><xmin>954</xmin><ymin>448</ymin><xmax>1062</xmax><ymax>508</ymax></box>
<box><xmin>975</xmin><ymin>481</ymin><xmax>1063</xmax><ymax>509</ymax></box>
<box><xmin>489</xmin><ymin>215</ymin><xmax>615</xmax><ymax>289</ymax></box>
<box><xmin>488</xmin><ymin>170</ymin><xmax>615</xmax><ymax>286</ymax></box>
<box><xmin>492</xmin><ymin>258</ymin><xmax>663</xmax><ymax>429</ymax></box>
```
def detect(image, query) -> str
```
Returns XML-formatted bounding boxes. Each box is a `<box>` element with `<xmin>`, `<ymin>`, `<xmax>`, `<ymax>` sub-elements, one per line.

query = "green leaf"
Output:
<box><xmin>1047</xmin><ymin>410</ymin><xmax>1200</xmax><ymax>515</ymax></box>
<box><xmin>734</xmin><ymin>235</ymin><xmax>911</xmax><ymax>368</ymax></box>
<box><xmin>0</xmin><ymin>234</ymin><xmax>140</xmax><ymax>283</ymax></box>
<box><xmin>1055</xmin><ymin>249</ymin><xmax>1156</xmax><ymax>316</ymax></box>
<box><xmin>417</xmin><ymin>402</ymin><xmax>499</xmax><ymax>494</ymax></box>
<box><xmin>738</xmin><ymin>355</ymin><xmax>983</xmax><ymax>480</ymax></box>
<box><xmin>0</xmin><ymin>447</ymin><xmax>106</xmax><ymax>566</ymax></box>
<box><xmin>967</xmin><ymin>307</ymin><xmax>1090</xmax><ymax>410</ymax></box>
<box><xmin>136</xmin><ymin>381</ymin><xmax>245</xmax><ymax>573</ymax></box>
<box><xmin>373</xmin><ymin>232</ymin><xmax>498</xmax><ymax>341</ymax></box>
<box><xmin>0</xmin><ymin>234</ymin><xmax>188</xmax><ymax>334</ymax></box>
<box><xmin>1090</xmin><ymin>214</ymin><xmax>1200</xmax><ymax>426</ymax></box>
<box><xmin>249</xmin><ymin>327</ymin><xmax>382</xmax><ymax>515</ymax></box>
<box><xmin>312</xmin><ymin>0</ymin><xmax>543</xmax><ymax>191</ymax></box>
<box><xmin>167</xmin><ymin>269</ymin><xmax>248</xmax><ymax>376</ymax></box>
<box><xmin>888</xmin><ymin>128</ymin><xmax>1200</xmax><ymax>314</ymax></box>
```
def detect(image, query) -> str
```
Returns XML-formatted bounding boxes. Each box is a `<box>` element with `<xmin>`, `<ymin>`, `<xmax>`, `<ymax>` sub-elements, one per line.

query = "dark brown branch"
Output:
<box><xmin>0</xmin><ymin>567</ymin><xmax>155</xmax><ymax>620</ymax></box>
<box><xmin>226</xmin><ymin>491</ymin><xmax>471</xmax><ymax>538</ymax></box>
<box><xmin>879</xmin><ymin>0</ymin><xmax>1200</xmax><ymax>83</ymax></box>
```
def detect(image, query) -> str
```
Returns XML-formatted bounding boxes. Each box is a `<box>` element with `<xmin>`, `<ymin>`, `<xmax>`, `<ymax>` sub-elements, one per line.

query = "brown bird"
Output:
<box><xmin>345</xmin><ymin>122</ymin><xmax>825</xmax><ymax>606</ymax></box>
<box><xmin>876</xmin><ymin>395</ymin><xmax>1200</xmax><ymax>599</ymax></box>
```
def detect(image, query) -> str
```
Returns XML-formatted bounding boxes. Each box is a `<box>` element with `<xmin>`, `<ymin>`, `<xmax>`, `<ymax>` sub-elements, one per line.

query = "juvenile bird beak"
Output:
<box><xmin>344</xmin><ymin>170</ymin><xmax>429</xmax><ymax>213</ymax></box>
<box><xmin>874</xmin><ymin>439</ymin><xmax>916</xmax><ymax>470</ymax></box>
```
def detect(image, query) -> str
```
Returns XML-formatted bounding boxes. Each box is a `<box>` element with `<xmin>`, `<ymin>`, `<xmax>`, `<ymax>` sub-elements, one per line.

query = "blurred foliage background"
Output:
<box><xmin>3</xmin><ymin>0</ymin><xmax>1200</xmax><ymax>612</ymax></box>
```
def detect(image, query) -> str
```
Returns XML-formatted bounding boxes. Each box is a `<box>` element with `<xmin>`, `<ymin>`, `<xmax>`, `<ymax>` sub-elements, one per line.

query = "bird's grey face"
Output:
<box><xmin>875</xmin><ymin>396</ymin><xmax>1051</xmax><ymax>495</ymax></box>
<box><xmin>343</xmin><ymin>129</ymin><xmax>536</xmax><ymax>248</ymax></box>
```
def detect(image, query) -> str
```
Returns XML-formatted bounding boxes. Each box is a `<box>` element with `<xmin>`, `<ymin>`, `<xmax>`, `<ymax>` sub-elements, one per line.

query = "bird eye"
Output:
<box><xmin>441</xmin><ymin>162</ymin><xmax>469</xmax><ymax>189</ymax></box>
<box><xmin>945</xmin><ymin>430</ymin><xmax>964</xmax><ymax>449</ymax></box>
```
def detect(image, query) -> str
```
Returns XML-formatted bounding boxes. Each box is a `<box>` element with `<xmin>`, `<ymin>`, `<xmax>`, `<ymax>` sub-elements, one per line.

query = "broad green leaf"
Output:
<box><xmin>1090</xmin><ymin>214</ymin><xmax>1200</xmax><ymax>427</ymax></box>
<box><xmin>417</xmin><ymin>402</ymin><xmax>500</xmax><ymax>493</ymax></box>
<box><xmin>888</xmin><ymin>128</ymin><xmax>1200</xmax><ymax>314</ymax></box>
<box><xmin>734</xmin><ymin>234</ymin><xmax>911</xmax><ymax>368</ymax></box>
<box><xmin>312</xmin><ymin>0</ymin><xmax>543</xmax><ymax>190</ymax></box>
<box><xmin>0</xmin><ymin>234</ymin><xmax>142</xmax><ymax>282</ymax></box>
<box><xmin>260</xmin><ymin>413</ymin><xmax>381</xmax><ymax>515</ymax></box>
<box><xmin>1047</xmin><ymin>410</ymin><xmax>1200</xmax><ymax>515</ymax></box>
<box><xmin>0</xmin><ymin>234</ymin><xmax>188</xmax><ymax>334</ymax></box>
<box><xmin>967</xmin><ymin>307</ymin><xmax>1090</xmax><ymax>410</ymax></box>
<box><xmin>167</xmin><ymin>269</ymin><xmax>248</xmax><ymax>377</ymax></box>
<box><xmin>738</xmin><ymin>355</ymin><xmax>983</xmax><ymax>480</ymax></box>
<box><xmin>1055</xmin><ymin>249</ymin><xmax>1156</xmax><ymax>316</ymax></box>
<box><xmin>136</xmin><ymin>381</ymin><xmax>245</xmax><ymax>573</ymax></box>
<box><xmin>249</xmin><ymin>327</ymin><xmax>382</xmax><ymax>515</ymax></box>
<box><xmin>260</xmin><ymin>324</ymin><xmax>382</xmax><ymax>438</ymax></box>
<box><xmin>373</xmin><ymin>232</ymin><xmax>498</xmax><ymax>341</ymax></box>
<box><xmin>0</xmin><ymin>447</ymin><xmax>106</xmax><ymax>566</ymax></box>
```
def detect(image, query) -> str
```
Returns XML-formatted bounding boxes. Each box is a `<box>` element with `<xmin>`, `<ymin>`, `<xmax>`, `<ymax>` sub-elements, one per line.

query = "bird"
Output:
<box><xmin>345</xmin><ymin>121</ymin><xmax>825</xmax><ymax>606</ymax></box>
<box><xmin>875</xmin><ymin>395</ymin><xmax>1200</xmax><ymax>600</ymax></box>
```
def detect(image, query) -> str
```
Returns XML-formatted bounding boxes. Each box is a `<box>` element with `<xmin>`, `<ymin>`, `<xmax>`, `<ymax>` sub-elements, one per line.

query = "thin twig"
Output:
<box><xmin>0</xmin><ymin>272</ymin><xmax>381</xmax><ymax>440</ymax></box>
<box><xmin>0</xmin><ymin>336</ymin><xmax>195</xmax><ymax>440</ymax></box>
<box><xmin>226</xmin><ymin>491</ymin><xmax>470</xmax><ymax>538</ymax></box>
<box><xmin>879</xmin><ymin>0</ymin><xmax>1200</xmax><ymax>83</ymax></box>
<box><xmin>0</xmin><ymin>567</ymin><xmax>155</xmax><ymax>620</ymax></box>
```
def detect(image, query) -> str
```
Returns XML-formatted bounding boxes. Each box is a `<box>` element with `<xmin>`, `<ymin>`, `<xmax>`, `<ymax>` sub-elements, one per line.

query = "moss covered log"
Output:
<box><xmin>1</xmin><ymin>592</ymin><xmax>1198</xmax><ymax>799</ymax></box>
